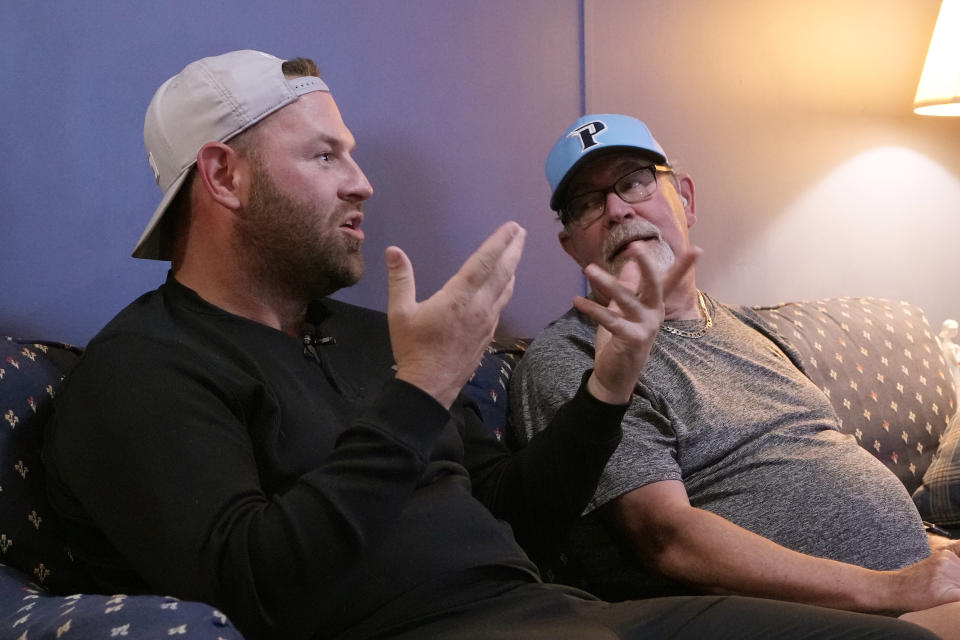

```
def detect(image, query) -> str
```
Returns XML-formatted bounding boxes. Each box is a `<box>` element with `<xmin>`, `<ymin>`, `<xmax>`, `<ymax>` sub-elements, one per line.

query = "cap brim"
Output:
<box><xmin>550</xmin><ymin>146</ymin><xmax>666</xmax><ymax>211</ymax></box>
<box><xmin>131</xmin><ymin>168</ymin><xmax>191</xmax><ymax>260</ymax></box>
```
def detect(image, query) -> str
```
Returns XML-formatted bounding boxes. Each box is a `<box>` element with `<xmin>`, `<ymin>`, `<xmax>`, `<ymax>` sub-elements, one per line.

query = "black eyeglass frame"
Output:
<box><xmin>559</xmin><ymin>164</ymin><xmax>675</xmax><ymax>229</ymax></box>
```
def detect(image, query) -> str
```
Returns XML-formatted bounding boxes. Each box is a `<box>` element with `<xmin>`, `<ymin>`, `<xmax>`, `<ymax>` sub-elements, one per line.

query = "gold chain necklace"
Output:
<box><xmin>661</xmin><ymin>291</ymin><xmax>713</xmax><ymax>339</ymax></box>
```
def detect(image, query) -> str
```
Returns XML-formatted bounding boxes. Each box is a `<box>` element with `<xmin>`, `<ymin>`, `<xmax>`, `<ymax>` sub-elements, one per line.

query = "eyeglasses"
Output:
<box><xmin>560</xmin><ymin>165</ymin><xmax>674</xmax><ymax>229</ymax></box>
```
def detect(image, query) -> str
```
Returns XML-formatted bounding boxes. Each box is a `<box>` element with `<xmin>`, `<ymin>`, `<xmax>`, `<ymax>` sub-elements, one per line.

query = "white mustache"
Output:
<box><xmin>602</xmin><ymin>219</ymin><xmax>663</xmax><ymax>261</ymax></box>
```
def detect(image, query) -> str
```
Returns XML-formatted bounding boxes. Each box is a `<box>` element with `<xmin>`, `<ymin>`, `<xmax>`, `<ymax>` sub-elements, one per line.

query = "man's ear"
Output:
<box><xmin>678</xmin><ymin>174</ymin><xmax>696</xmax><ymax>229</ymax></box>
<box><xmin>194</xmin><ymin>142</ymin><xmax>247</xmax><ymax>211</ymax></box>
<box><xmin>558</xmin><ymin>227</ymin><xmax>589</xmax><ymax>269</ymax></box>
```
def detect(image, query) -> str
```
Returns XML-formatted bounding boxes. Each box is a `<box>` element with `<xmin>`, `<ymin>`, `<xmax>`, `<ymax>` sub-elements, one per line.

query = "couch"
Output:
<box><xmin>2</xmin><ymin>297</ymin><xmax>958</xmax><ymax>637</ymax></box>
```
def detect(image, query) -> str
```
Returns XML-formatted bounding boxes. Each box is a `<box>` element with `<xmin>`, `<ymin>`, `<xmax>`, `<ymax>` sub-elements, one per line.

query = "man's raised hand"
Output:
<box><xmin>574</xmin><ymin>247</ymin><xmax>700</xmax><ymax>405</ymax></box>
<box><xmin>386</xmin><ymin>222</ymin><xmax>526</xmax><ymax>409</ymax></box>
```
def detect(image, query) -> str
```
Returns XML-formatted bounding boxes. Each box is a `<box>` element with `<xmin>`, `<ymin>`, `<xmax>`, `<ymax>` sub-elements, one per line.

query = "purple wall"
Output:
<box><xmin>0</xmin><ymin>1</ymin><xmax>585</xmax><ymax>345</ymax></box>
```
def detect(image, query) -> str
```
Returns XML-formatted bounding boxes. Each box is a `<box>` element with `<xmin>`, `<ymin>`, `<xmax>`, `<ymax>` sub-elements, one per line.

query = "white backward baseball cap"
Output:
<box><xmin>134</xmin><ymin>49</ymin><xmax>330</xmax><ymax>260</ymax></box>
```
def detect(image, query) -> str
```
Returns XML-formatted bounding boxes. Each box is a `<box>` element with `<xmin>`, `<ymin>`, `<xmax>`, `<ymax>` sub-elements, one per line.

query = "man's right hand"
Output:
<box><xmin>884</xmin><ymin>547</ymin><xmax>960</xmax><ymax>613</ymax></box>
<box><xmin>385</xmin><ymin>221</ymin><xmax>526</xmax><ymax>409</ymax></box>
<box><xmin>573</xmin><ymin>247</ymin><xmax>699</xmax><ymax>405</ymax></box>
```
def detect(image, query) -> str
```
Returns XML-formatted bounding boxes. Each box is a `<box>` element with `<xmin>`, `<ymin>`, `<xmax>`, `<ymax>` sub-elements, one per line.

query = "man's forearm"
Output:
<box><xmin>465</xmin><ymin>372</ymin><xmax>625</xmax><ymax>549</ymax></box>
<box><xmin>627</xmin><ymin>504</ymin><xmax>912</xmax><ymax>613</ymax></box>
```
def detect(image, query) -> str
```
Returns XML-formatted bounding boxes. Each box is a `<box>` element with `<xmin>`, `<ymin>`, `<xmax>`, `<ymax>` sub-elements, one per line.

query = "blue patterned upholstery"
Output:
<box><xmin>0</xmin><ymin>338</ymin><xmax>85</xmax><ymax>591</ymax></box>
<box><xmin>0</xmin><ymin>563</ymin><xmax>242</xmax><ymax>639</ymax></box>
<box><xmin>0</xmin><ymin>337</ymin><xmax>243</xmax><ymax>639</ymax></box>
<box><xmin>463</xmin><ymin>338</ymin><xmax>529</xmax><ymax>449</ymax></box>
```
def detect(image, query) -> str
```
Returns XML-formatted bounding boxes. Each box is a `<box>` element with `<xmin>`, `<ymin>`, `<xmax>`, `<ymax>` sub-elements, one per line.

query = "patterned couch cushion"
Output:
<box><xmin>0</xmin><ymin>336</ymin><xmax>244</xmax><ymax>637</ymax></box>
<box><xmin>462</xmin><ymin>338</ymin><xmax>529</xmax><ymax>448</ymax></box>
<box><xmin>913</xmin><ymin>409</ymin><xmax>960</xmax><ymax>531</ymax></box>
<box><xmin>0</xmin><ymin>562</ymin><xmax>243</xmax><ymax>639</ymax></box>
<box><xmin>753</xmin><ymin>298</ymin><xmax>957</xmax><ymax>494</ymax></box>
<box><xmin>0</xmin><ymin>338</ymin><xmax>86</xmax><ymax>591</ymax></box>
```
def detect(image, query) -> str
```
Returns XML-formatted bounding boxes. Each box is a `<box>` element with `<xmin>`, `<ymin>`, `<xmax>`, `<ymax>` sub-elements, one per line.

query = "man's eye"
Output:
<box><xmin>317</xmin><ymin>152</ymin><xmax>331</xmax><ymax>161</ymax></box>
<box><xmin>571</xmin><ymin>196</ymin><xmax>601</xmax><ymax>214</ymax></box>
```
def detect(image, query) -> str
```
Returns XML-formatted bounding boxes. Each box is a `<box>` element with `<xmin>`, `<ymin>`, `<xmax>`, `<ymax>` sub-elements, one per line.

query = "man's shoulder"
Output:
<box><xmin>529</xmin><ymin>308</ymin><xmax>592</xmax><ymax>346</ymax></box>
<box><xmin>723</xmin><ymin>302</ymin><xmax>769</xmax><ymax>329</ymax></box>
<box><xmin>87</xmin><ymin>286</ymin><xmax>177</xmax><ymax>349</ymax></box>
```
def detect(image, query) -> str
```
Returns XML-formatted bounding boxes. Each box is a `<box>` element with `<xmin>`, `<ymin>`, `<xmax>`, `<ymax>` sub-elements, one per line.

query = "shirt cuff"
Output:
<box><xmin>358</xmin><ymin>377</ymin><xmax>452</xmax><ymax>457</ymax></box>
<box><xmin>555</xmin><ymin>368</ymin><xmax>628</xmax><ymax>446</ymax></box>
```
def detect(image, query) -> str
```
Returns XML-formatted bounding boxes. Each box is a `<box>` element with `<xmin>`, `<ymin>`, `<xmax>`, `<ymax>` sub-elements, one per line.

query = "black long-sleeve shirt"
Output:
<box><xmin>43</xmin><ymin>274</ymin><xmax>626</xmax><ymax>640</ymax></box>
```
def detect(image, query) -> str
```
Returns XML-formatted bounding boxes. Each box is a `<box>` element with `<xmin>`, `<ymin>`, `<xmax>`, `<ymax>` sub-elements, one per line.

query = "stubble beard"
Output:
<box><xmin>234</xmin><ymin>161</ymin><xmax>365</xmax><ymax>302</ymax></box>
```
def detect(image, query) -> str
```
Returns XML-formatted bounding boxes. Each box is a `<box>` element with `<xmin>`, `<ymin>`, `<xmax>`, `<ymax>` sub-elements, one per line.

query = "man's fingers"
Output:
<box><xmin>599</xmin><ymin>246</ymin><xmax>701</xmax><ymax>311</ymax></box>
<box><xmin>615</xmin><ymin>258</ymin><xmax>643</xmax><ymax>292</ymax></box>
<box><xmin>584</xmin><ymin>263</ymin><xmax>648</xmax><ymax>318</ymax></box>
<box><xmin>573</xmin><ymin>295</ymin><xmax>612</xmax><ymax>326</ymax></box>
<box><xmin>385</xmin><ymin>246</ymin><xmax>416</xmax><ymax>317</ymax></box>
<box><xmin>455</xmin><ymin>221</ymin><xmax>526</xmax><ymax>292</ymax></box>
<box><xmin>573</xmin><ymin>295</ymin><xmax>634</xmax><ymax>334</ymax></box>
<box><xmin>490</xmin><ymin>274</ymin><xmax>518</xmax><ymax>318</ymax></box>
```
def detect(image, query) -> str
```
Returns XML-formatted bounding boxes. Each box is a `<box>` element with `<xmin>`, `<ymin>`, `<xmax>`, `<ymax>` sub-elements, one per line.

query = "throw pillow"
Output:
<box><xmin>913</xmin><ymin>409</ymin><xmax>960</xmax><ymax>529</ymax></box>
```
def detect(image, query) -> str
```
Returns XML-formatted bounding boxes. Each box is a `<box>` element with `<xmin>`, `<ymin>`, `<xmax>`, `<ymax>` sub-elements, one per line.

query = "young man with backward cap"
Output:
<box><xmin>43</xmin><ymin>51</ymin><xmax>942</xmax><ymax>639</ymax></box>
<box><xmin>510</xmin><ymin>113</ymin><xmax>960</xmax><ymax>639</ymax></box>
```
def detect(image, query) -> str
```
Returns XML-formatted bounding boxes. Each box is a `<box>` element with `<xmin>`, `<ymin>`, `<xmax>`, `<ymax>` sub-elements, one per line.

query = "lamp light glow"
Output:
<box><xmin>914</xmin><ymin>0</ymin><xmax>960</xmax><ymax>116</ymax></box>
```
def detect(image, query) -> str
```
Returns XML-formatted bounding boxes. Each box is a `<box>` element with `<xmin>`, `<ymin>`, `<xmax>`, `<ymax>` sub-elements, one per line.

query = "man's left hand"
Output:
<box><xmin>573</xmin><ymin>246</ymin><xmax>700</xmax><ymax>405</ymax></box>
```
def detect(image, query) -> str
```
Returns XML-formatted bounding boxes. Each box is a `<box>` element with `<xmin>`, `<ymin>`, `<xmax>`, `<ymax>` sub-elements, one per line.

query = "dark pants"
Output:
<box><xmin>346</xmin><ymin>581</ymin><xmax>937</xmax><ymax>640</ymax></box>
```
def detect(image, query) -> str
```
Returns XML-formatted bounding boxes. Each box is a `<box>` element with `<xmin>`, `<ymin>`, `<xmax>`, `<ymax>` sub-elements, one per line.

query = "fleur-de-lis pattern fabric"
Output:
<box><xmin>0</xmin><ymin>337</ymin><xmax>242</xmax><ymax>639</ymax></box>
<box><xmin>0</xmin><ymin>563</ymin><xmax>241</xmax><ymax>639</ymax></box>
<box><xmin>0</xmin><ymin>337</ymin><xmax>85</xmax><ymax>591</ymax></box>
<box><xmin>753</xmin><ymin>298</ymin><xmax>956</xmax><ymax>495</ymax></box>
<box><xmin>464</xmin><ymin>338</ymin><xmax>530</xmax><ymax>448</ymax></box>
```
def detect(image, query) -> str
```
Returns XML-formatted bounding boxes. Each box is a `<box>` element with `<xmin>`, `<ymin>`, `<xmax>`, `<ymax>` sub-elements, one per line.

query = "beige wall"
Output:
<box><xmin>584</xmin><ymin>0</ymin><xmax>960</xmax><ymax>327</ymax></box>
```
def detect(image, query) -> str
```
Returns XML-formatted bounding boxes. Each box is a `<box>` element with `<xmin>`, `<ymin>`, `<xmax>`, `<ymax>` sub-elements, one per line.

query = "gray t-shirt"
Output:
<box><xmin>510</xmin><ymin>294</ymin><xmax>929</xmax><ymax>572</ymax></box>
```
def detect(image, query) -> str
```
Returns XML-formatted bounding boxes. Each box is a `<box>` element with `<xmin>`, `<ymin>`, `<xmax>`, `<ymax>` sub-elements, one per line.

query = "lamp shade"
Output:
<box><xmin>914</xmin><ymin>0</ymin><xmax>960</xmax><ymax>116</ymax></box>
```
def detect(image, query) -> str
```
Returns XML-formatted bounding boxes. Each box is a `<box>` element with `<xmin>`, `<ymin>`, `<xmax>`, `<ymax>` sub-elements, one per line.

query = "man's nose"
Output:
<box><xmin>341</xmin><ymin>156</ymin><xmax>374</xmax><ymax>202</ymax></box>
<box><xmin>603</xmin><ymin>190</ymin><xmax>635</xmax><ymax>224</ymax></box>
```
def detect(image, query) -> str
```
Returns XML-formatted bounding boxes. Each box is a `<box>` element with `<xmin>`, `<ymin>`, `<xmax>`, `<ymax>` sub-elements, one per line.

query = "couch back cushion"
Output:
<box><xmin>753</xmin><ymin>298</ymin><xmax>956</xmax><ymax>494</ymax></box>
<box><xmin>0</xmin><ymin>337</ymin><xmax>87</xmax><ymax>591</ymax></box>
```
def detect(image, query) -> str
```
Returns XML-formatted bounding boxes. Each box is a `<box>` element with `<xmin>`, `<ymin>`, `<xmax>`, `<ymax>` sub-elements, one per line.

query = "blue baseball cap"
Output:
<box><xmin>545</xmin><ymin>114</ymin><xmax>667</xmax><ymax>211</ymax></box>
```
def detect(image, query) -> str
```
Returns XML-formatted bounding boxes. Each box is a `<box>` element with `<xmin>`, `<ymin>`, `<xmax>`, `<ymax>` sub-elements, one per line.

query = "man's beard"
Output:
<box><xmin>602</xmin><ymin>219</ymin><xmax>675</xmax><ymax>276</ymax></box>
<box><xmin>234</xmin><ymin>161</ymin><xmax>365</xmax><ymax>301</ymax></box>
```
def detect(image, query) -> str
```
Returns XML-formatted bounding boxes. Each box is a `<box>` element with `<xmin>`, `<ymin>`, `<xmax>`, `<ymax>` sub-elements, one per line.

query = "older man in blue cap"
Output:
<box><xmin>511</xmin><ymin>113</ymin><xmax>960</xmax><ymax>638</ymax></box>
